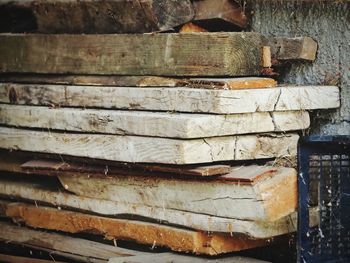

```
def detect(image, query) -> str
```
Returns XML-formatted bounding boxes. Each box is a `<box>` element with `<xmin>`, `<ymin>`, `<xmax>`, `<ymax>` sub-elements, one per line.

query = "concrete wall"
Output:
<box><xmin>249</xmin><ymin>1</ymin><xmax>349</xmax><ymax>135</ymax></box>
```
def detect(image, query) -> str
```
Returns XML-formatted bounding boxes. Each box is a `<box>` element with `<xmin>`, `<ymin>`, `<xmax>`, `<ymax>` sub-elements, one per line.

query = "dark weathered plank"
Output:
<box><xmin>193</xmin><ymin>0</ymin><xmax>248</xmax><ymax>28</ymax></box>
<box><xmin>0</xmin><ymin>253</ymin><xmax>67</xmax><ymax>263</ymax></box>
<box><xmin>0</xmin><ymin>33</ymin><xmax>263</xmax><ymax>76</ymax></box>
<box><xmin>0</xmin><ymin>0</ymin><xmax>194</xmax><ymax>33</ymax></box>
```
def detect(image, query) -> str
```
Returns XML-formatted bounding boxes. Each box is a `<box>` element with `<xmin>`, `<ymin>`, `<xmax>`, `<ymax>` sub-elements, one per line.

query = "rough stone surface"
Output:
<box><xmin>250</xmin><ymin>1</ymin><xmax>349</xmax><ymax>135</ymax></box>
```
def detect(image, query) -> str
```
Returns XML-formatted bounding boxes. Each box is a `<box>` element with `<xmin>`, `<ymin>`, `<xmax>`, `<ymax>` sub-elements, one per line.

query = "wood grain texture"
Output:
<box><xmin>0</xmin><ymin>127</ymin><xmax>299</xmax><ymax>164</ymax></box>
<box><xmin>0</xmin><ymin>221</ymin><xmax>138</xmax><ymax>262</ymax></box>
<box><xmin>0</xmin><ymin>254</ymin><xmax>66</xmax><ymax>263</ymax></box>
<box><xmin>0</xmin><ymin>178</ymin><xmax>299</xmax><ymax>238</ymax></box>
<box><xmin>193</xmin><ymin>0</ymin><xmax>248</xmax><ymax>28</ymax></box>
<box><xmin>0</xmin><ymin>83</ymin><xmax>339</xmax><ymax>113</ymax></box>
<box><xmin>266</xmin><ymin>37</ymin><xmax>318</xmax><ymax>61</ymax></box>
<box><xmin>0</xmin><ymin>150</ymin><xmax>232</xmax><ymax>177</ymax></box>
<box><xmin>0</xmin><ymin>33</ymin><xmax>262</xmax><ymax>76</ymax></box>
<box><xmin>0</xmin><ymin>0</ymin><xmax>194</xmax><ymax>33</ymax></box>
<box><xmin>0</xmin><ymin>74</ymin><xmax>277</xmax><ymax>89</ymax></box>
<box><xmin>58</xmin><ymin>167</ymin><xmax>297</xmax><ymax>221</ymax></box>
<box><xmin>0</xmin><ymin>104</ymin><xmax>310</xmax><ymax>138</ymax></box>
<box><xmin>0</xmin><ymin>201</ymin><xmax>269</xmax><ymax>255</ymax></box>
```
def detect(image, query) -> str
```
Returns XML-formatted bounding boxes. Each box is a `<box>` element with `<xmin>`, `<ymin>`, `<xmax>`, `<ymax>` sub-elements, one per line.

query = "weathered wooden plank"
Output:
<box><xmin>0</xmin><ymin>105</ymin><xmax>310</xmax><ymax>138</ymax></box>
<box><xmin>58</xmin><ymin>167</ymin><xmax>297</xmax><ymax>221</ymax></box>
<box><xmin>0</xmin><ymin>0</ymin><xmax>194</xmax><ymax>33</ymax></box>
<box><xmin>193</xmin><ymin>0</ymin><xmax>248</xmax><ymax>28</ymax></box>
<box><xmin>0</xmin><ymin>178</ymin><xmax>300</xmax><ymax>238</ymax></box>
<box><xmin>0</xmin><ymin>83</ymin><xmax>339</xmax><ymax>114</ymax></box>
<box><xmin>0</xmin><ymin>74</ymin><xmax>277</xmax><ymax>89</ymax></box>
<box><xmin>0</xmin><ymin>201</ymin><xmax>269</xmax><ymax>255</ymax></box>
<box><xmin>0</xmin><ymin>221</ymin><xmax>139</xmax><ymax>262</ymax></box>
<box><xmin>0</xmin><ymin>33</ymin><xmax>262</xmax><ymax>76</ymax></box>
<box><xmin>265</xmin><ymin>37</ymin><xmax>318</xmax><ymax>62</ymax></box>
<box><xmin>0</xmin><ymin>150</ymin><xmax>232</xmax><ymax>177</ymax></box>
<box><xmin>0</xmin><ymin>127</ymin><xmax>299</xmax><ymax>164</ymax></box>
<box><xmin>0</xmin><ymin>253</ymin><xmax>67</xmax><ymax>263</ymax></box>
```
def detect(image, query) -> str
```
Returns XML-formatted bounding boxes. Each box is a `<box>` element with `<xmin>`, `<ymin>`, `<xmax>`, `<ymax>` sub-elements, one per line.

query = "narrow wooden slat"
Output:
<box><xmin>0</xmin><ymin>221</ymin><xmax>139</xmax><ymax>261</ymax></box>
<box><xmin>0</xmin><ymin>83</ymin><xmax>339</xmax><ymax>114</ymax></box>
<box><xmin>0</xmin><ymin>105</ymin><xmax>310</xmax><ymax>138</ymax></box>
<box><xmin>0</xmin><ymin>127</ymin><xmax>299</xmax><ymax>164</ymax></box>
<box><xmin>0</xmin><ymin>0</ymin><xmax>194</xmax><ymax>33</ymax></box>
<box><xmin>0</xmin><ymin>33</ymin><xmax>262</xmax><ymax>76</ymax></box>
<box><xmin>0</xmin><ymin>178</ymin><xmax>300</xmax><ymax>237</ymax></box>
<box><xmin>0</xmin><ymin>253</ymin><xmax>67</xmax><ymax>263</ymax></box>
<box><xmin>0</xmin><ymin>201</ymin><xmax>269</xmax><ymax>255</ymax></box>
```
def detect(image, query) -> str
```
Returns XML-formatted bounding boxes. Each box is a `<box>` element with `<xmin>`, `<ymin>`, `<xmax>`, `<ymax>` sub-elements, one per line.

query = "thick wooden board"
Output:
<box><xmin>0</xmin><ymin>33</ymin><xmax>262</xmax><ymax>76</ymax></box>
<box><xmin>0</xmin><ymin>75</ymin><xmax>277</xmax><ymax>90</ymax></box>
<box><xmin>0</xmin><ymin>221</ymin><xmax>139</xmax><ymax>262</ymax></box>
<box><xmin>0</xmin><ymin>83</ymin><xmax>339</xmax><ymax>113</ymax></box>
<box><xmin>0</xmin><ymin>105</ymin><xmax>310</xmax><ymax>138</ymax></box>
<box><xmin>0</xmin><ymin>0</ymin><xmax>194</xmax><ymax>33</ymax></box>
<box><xmin>0</xmin><ymin>178</ymin><xmax>299</xmax><ymax>238</ymax></box>
<box><xmin>0</xmin><ymin>150</ymin><xmax>231</xmax><ymax>177</ymax></box>
<box><xmin>0</xmin><ymin>127</ymin><xmax>299</xmax><ymax>164</ymax></box>
<box><xmin>58</xmin><ymin>167</ymin><xmax>297</xmax><ymax>221</ymax></box>
<box><xmin>193</xmin><ymin>0</ymin><xmax>247</xmax><ymax>28</ymax></box>
<box><xmin>265</xmin><ymin>37</ymin><xmax>318</xmax><ymax>62</ymax></box>
<box><xmin>0</xmin><ymin>201</ymin><xmax>269</xmax><ymax>255</ymax></box>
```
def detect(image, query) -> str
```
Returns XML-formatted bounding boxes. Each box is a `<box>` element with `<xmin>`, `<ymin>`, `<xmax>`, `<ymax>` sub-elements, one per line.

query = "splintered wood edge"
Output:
<box><xmin>0</xmin><ymin>201</ymin><xmax>270</xmax><ymax>255</ymax></box>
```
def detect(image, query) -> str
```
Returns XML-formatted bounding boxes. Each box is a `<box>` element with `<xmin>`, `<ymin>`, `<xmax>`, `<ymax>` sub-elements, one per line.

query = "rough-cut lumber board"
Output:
<box><xmin>193</xmin><ymin>0</ymin><xmax>247</xmax><ymax>28</ymax></box>
<box><xmin>0</xmin><ymin>221</ymin><xmax>139</xmax><ymax>262</ymax></box>
<box><xmin>0</xmin><ymin>33</ymin><xmax>262</xmax><ymax>76</ymax></box>
<box><xmin>0</xmin><ymin>201</ymin><xmax>269</xmax><ymax>255</ymax></box>
<box><xmin>58</xmin><ymin>167</ymin><xmax>297</xmax><ymax>221</ymax></box>
<box><xmin>265</xmin><ymin>37</ymin><xmax>318</xmax><ymax>62</ymax></box>
<box><xmin>0</xmin><ymin>178</ymin><xmax>299</xmax><ymax>238</ymax></box>
<box><xmin>0</xmin><ymin>105</ymin><xmax>310</xmax><ymax>138</ymax></box>
<box><xmin>109</xmin><ymin>253</ymin><xmax>270</xmax><ymax>263</ymax></box>
<box><xmin>0</xmin><ymin>75</ymin><xmax>277</xmax><ymax>90</ymax></box>
<box><xmin>0</xmin><ymin>127</ymin><xmax>299</xmax><ymax>164</ymax></box>
<box><xmin>0</xmin><ymin>253</ymin><xmax>66</xmax><ymax>263</ymax></box>
<box><xmin>0</xmin><ymin>83</ymin><xmax>339</xmax><ymax>114</ymax></box>
<box><xmin>0</xmin><ymin>150</ymin><xmax>231</xmax><ymax>177</ymax></box>
<box><xmin>0</xmin><ymin>0</ymin><xmax>194</xmax><ymax>33</ymax></box>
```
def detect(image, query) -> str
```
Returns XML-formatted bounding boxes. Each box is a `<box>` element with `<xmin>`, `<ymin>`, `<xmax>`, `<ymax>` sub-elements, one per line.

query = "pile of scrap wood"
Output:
<box><xmin>0</xmin><ymin>0</ymin><xmax>340</xmax><ymax>262</ymax></box>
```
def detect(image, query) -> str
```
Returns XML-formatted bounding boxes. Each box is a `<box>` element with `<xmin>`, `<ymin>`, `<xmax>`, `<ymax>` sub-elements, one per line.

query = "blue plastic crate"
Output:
<box><xmin>297</xmin><ymin>136</ymin><xmax>350</xmax><ymax>263</ymax></box>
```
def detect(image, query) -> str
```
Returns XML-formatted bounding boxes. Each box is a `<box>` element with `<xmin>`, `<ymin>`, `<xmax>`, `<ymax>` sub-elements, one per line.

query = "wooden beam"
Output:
<box><xmin>0</xmin><ymin>83</ymin><xmax>339</xmax><ymax>114</ymax></box>
<box><xmin>193</xmin><ymin>0</ymin><xmax>248</xmax><ymax>28</ymax></box>
<box><xmin>0</xmin><ymin>178</ymin><xmax>300</xmax><ymax>238</ymax></box>
<box><xmin>0</xmin><ymin>33</ymin><xmax>262</xmax><ymax>76</ymax></box>
<box><xmin>0</xmin><ymin>127</ymin><xmax>299</xmax><ymax>164</ymax></box>
<box><xmin>0</xmin><ymin>105</ymin><xmax>310</xmax><ymax>138</ymax></box>
<box><xmin>0</xmin><ymin>74</ymin><xmax>277</xmax><ymax>89</ymax></box>
<box><xmin>0</xmin><ymin>221</ymin><xmax>140</xmax><ymax>262</ymax></box>
<box><xmin>0</xmin><ymin>201</ymin><xmax>269</xmax><ymax>255</ymax></box>
<box><xmin>0</xmin><ymin>150</ymin><xmax>232</xmax><ymax>177</ymax></box>
<box><xmin>0</xmin><ymin>0</ymin><xmax>194</xmax><ymax>33</ymax></box>
<box><xmin>265</xmin><ymin>37</ymin><xmax>318</xmax><ymax>62</ymax></box>
<box><xmin>58</xmin><ymin>167</ymin><xmax>297</xmax><ymax>221</ymax></box>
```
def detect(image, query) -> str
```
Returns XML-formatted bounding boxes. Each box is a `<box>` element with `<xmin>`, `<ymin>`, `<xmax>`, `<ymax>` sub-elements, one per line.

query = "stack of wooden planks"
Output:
<box><xmin>0</xmin><ymin>1</ymin><xmax>341</xmax><ymax>261</ymax></box>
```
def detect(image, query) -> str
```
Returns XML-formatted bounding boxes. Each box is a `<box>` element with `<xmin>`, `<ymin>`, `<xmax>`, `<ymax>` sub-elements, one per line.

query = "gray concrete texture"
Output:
<box><xmin>249</xmin><ymin>1</ymin><xmax>349</xmax><ymax>135</ymax></box>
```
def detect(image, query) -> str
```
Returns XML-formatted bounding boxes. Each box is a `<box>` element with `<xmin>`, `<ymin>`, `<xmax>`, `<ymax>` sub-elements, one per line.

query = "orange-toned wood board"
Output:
<box><xmin>0</xmin><ymin>201</ymin><xmax>270</xmax><ymax>255</ymax></box>
<box><xmin>0</xmin><ymin>177</ymin><xmax>301</xmax><ymax>238</ymax></box>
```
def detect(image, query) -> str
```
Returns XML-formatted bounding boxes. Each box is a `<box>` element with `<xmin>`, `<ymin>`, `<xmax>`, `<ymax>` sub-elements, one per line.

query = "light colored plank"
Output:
<box><xmin>0</xmin><ymin>83</ymin><xmax>339</xmax><ymax>114</ymax></box>
<box><xmin>0</xmin><ymin>127</ymin><xmax>299</xmax><ymax>164</ymax></box>
<box><xmin>58</xmin><ymin>167</ymin><xmax>297</xmax><ymax>221</ymax></box>
<box><xmin>0</xmin><ymin>201</ymin><xmax>269</xmax><ymax>255</ymax></box>
<box><xmin>188</xmin><ymin>77</ymin><xmax>277</xmax><ymax>89</ymax></box>
<box><xmin>0</xmin><ymin>221</ymin><xmax>139</xmax><ymax>262</ymax></box>
<box><xmin>0</xmin><ymin>178</ymin><xmax>298</xmax><ymax>238</ymax></box>
<box><xmin>0</xmin><ymin>105</ymin><xmax>310</xmax><ymax>138</ymax></box>
<box><xmin>0</xmin><ymin>33</ymin><xmax>262</xmax><ymax>76</ymax></box>
<box><xmin>0</xmin><ymin>0</ymin><xmax>194</xmax><ymax>33</ymax></box>
<box><xmin>193</xmin><ymin>0</ymin><xmax>247</xmax><ymax>28</ymax></box>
